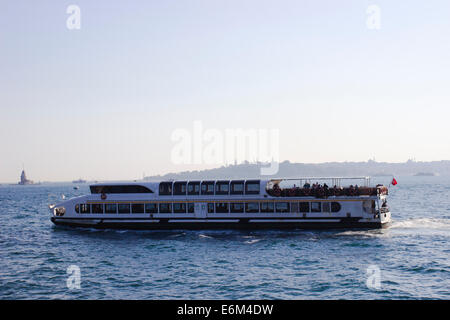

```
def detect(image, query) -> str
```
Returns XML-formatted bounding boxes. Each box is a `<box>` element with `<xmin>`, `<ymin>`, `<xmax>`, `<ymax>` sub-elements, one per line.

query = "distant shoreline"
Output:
<box><xmin>143</xmin><ymin>160</ymin><xmax>450</xmax><ymax>181</ymax></box>
<box><xmin>2</xmin><ymin>160</ymin><xmax>449</xmax><ymax>184</ymax></box>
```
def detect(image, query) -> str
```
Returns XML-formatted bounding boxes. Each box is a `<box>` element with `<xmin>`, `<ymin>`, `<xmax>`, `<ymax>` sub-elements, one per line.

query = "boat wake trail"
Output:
<box><xmin>334</xmin><ymin>230</ymin><xmax>385</xmax><ymax>238</ymax></box>
<box><xmin>198</xmin><ymin>234</ymin><xmax>214</xmax><ymax>239</ymax></box>
<box><xmin>245</xmin><ymin>239</ymin><xmax>261</xmax><ymax>244</ymax></box>
<box><xmin>391</xmin><ymin>218</ymin><xmax>450</xmax><ymax>230</ymax></box>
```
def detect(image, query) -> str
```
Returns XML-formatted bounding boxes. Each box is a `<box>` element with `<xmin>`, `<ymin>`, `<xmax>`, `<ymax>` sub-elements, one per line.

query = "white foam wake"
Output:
<box><xmin>335</xmin><ymin>230</ymin><xmax>384</xmax><ymax>237</ymax></box>
<box><xmin>391</xmin><ymin>218</ymin><xmax>450</xmax><ymax>229</ymax></box>
<box><xmin>198</xmin><ymin>234</ymin><xmax>214</xmax><ymax>239</ymax></box>
<box><xmin>245</xmin><ymin>239</ymin><xmax>261</xmax><ymax>244</ymax></box>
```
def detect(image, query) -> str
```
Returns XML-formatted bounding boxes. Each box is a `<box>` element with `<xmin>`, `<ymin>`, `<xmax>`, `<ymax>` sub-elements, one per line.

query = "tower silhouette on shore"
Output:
<box><xmin>18</xmin><ymin>166</ymin><xmax>34</xmax><ymax>185</ymax></box>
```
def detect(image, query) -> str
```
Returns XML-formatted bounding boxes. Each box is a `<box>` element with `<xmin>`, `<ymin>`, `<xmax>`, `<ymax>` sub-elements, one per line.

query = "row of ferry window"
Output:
<box><xmin>75</xmin><ymin>202</ymin><xmax>341</xmax><ymax>214</ymax></box>
<box><xmin>159</xmin><ymin>180</ymin><xmax>260</xmax><ymax>196</ymax></box>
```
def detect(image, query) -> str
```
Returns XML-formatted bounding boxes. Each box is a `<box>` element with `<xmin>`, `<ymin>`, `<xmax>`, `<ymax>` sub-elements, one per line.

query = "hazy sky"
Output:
<box><xmin>1</xmin><ymin>0</ymin><xmax>450</xmax><ymax>182</ymax></box>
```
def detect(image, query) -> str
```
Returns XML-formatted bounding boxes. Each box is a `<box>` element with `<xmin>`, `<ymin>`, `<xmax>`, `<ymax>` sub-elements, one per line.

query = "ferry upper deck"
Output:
<box><xmin>87</xmin><ymin>176</ymin><xmax>386</xmax><ymax>199</ymax></box>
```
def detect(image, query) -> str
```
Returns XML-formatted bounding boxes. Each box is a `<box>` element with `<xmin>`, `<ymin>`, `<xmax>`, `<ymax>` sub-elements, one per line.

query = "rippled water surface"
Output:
<box><xmin>1</xmin><ymin>176</ymin><xmax>449</xmax><ymax>299</ymax></box>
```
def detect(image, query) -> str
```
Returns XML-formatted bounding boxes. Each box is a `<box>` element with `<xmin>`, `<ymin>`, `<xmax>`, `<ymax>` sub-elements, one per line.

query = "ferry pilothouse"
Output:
<box><xmin>49</xmin><ymin>177</ymin><xmax>392</xmax><ymax>230</ymax></box>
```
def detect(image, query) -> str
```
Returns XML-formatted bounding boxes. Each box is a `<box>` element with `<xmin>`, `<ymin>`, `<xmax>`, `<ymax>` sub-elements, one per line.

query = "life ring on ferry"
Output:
<box><xmin>101</xmin><ymin>193</ymin><xmax>107</xmax><ymax>200</ymax></box>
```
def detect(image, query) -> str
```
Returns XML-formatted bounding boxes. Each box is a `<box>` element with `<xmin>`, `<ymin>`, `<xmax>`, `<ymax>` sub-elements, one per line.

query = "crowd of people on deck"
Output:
<box><xmin>267</xmin><ymin>182</ymin><xmax>384</xmax><ymax>198</ymax></box>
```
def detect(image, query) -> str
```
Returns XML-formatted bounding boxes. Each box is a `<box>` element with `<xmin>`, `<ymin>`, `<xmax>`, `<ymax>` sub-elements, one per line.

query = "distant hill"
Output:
<box><xmin>144</xmin><ymin>160</ymin><xmax>450</xmax><ymax>180</ymax></box>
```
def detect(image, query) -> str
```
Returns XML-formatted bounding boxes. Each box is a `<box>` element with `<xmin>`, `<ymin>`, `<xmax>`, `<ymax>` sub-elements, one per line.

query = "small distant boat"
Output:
<box><xmin>372</xmin><ymin>173</ymin><xmax>393</xmax><ymax>177</ymax></box>
<box><xmin>414</xmin><ymin>172</ymin><xmax>435</xmax><ymax>177</ymax></box>
<box><xmin>72</xmin><ymin>178</ymin><xmax>87</xmax><ymax>184</ymax></box>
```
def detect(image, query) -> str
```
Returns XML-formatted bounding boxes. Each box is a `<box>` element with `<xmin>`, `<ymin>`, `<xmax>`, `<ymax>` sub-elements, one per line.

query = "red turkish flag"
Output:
<box><xmin>391</xmin><ymin>178</ymin><xmax>398</xmax><ymax>186</ymax></box>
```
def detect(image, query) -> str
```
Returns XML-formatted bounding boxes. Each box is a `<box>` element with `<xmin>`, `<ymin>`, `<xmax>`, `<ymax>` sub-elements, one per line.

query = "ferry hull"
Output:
<box><xmin>51</xmin><ymin>217</ymin><xmax>388</xmax><ymax>230</ymax></box>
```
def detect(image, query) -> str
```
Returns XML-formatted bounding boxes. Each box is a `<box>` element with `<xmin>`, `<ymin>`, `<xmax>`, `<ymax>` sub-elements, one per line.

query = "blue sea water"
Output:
<box><xmin>0</xmin><ymin>176</ymin><xmax>449</xmax><ymax>299</ymax></box>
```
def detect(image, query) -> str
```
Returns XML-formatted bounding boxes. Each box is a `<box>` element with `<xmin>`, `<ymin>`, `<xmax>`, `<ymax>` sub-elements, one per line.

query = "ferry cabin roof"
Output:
<box><xmin>89</xmin><ymin>180</ymin><xmax>263</xmax><ymax>198</ymax></box>
<box><xmin>88</xmin><ymin>177</ymin><xmax>379</xmax><ymax>199</ymax></box>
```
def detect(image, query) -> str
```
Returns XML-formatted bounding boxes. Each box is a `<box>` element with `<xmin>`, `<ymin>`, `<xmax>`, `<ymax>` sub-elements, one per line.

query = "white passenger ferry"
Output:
<box><xmin>49</xmin><ymin>177</ymin><xmax>391</xmax><ymax>230</ymax></box>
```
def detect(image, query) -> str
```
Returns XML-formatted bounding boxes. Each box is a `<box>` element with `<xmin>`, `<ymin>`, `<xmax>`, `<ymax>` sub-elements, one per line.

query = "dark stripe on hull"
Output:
<box><xmin>51</xmin><ymin>217</ymin><xmax>387</xmax><ymax>230</ymax></box>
